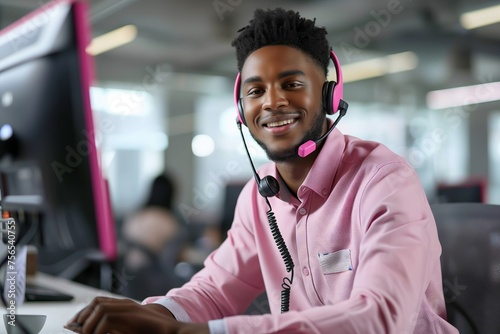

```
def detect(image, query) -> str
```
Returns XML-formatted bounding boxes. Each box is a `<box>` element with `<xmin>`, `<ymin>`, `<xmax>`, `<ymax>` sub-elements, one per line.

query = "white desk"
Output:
<box><xmin>12</xmin><ymin>273</ymin><xmax>124</xmax><ymax>334</ymax></box>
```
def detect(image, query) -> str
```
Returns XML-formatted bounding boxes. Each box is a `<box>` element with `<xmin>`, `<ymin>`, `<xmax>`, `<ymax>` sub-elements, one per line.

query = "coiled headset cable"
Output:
<box><xmin>238</xmin><ymin>121</ymin><xmax>294</xmax><ymax>312</ymax></box>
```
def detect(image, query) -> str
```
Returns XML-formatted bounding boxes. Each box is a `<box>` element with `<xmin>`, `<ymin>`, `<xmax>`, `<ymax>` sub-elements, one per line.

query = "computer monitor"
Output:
<box><xmin>436</xmin><ymin>179</ymin><xmax>486</xmax><ymax>203</ymax></box>
<box><xmin>220</xmin><ymin>182</ymin><xmax>246</xmax><ymax>240</ymax></box>
<box><xmin>0</xmin><ymin>0</ymin><xmax>117</xmax><ymax>279</ymax></box>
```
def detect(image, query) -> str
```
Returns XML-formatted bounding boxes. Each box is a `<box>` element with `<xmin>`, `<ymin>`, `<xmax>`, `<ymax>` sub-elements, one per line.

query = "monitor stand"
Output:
<box><xmin>36</xmin><ymin>248</ymin><xmax>114</xmax><ymax>292</ymax></box>
<box><xmin>25</xmin><ymin>248</ymin><xmax>111</xmax><ymax>301</ymax></box>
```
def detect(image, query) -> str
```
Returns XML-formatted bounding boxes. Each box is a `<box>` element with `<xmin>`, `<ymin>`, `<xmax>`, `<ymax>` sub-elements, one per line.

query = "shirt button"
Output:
<box><xmin>299</xmin><ymin>208</ymin><xmax>307</xmax><ymax>215</ymax></box>
<box><xmin>302</xmin><ymin>267</ymin><xmax>310</xmax><ymax>276</ymax></box>
<box><xmin>322</xmin><ymin>189</ymin><xmax>329</xmax><ymax>196</ymax></box>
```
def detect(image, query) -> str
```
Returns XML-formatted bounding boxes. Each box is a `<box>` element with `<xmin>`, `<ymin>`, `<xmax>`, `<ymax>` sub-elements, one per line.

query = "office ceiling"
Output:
<box><xmin>1</xmin><ymin>0</ymin><xmax>500</xmax><ymax>94</ymax></box>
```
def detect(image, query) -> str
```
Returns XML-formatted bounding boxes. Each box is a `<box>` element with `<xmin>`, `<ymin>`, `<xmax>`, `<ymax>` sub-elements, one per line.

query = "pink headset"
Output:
<box><xmin>234</xmin><ymin>49</ymin><xmax>345</xmax><ymax>126</ymax></box>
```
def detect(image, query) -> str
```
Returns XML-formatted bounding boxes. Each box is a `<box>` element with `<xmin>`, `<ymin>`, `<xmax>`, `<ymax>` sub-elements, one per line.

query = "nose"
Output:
<box><xmin>262</xmin><ymin>87</ymin><xmax>288</xmax><ymax>110</ymax></box>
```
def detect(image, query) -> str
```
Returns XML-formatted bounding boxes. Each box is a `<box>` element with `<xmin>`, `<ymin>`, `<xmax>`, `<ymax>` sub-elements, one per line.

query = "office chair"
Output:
<box><xmin>431</xmin><ymin>202</ymin><xmax>500</xmax><ymax>334</ymax></box>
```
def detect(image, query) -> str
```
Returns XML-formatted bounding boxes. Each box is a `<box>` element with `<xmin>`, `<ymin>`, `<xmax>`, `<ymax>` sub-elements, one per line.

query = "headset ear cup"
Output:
<box><xmin>322</xmin><ymin>82</ymin><xmax>328</xmax><ymax>113</ymax></box>
<box><xmin>237</xmin><ymin>98</ymin><xmax>246</xmax><ymax>126</ymax></box>
<box><xmin>322</xmin><ymin>81</ymin><xmax>336</xmax><ymax>115</ymax></box>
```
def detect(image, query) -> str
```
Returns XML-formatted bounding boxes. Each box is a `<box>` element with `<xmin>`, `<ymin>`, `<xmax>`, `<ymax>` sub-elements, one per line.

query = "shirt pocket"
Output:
<box><xmin>317</xmin><ymin>249</ymin><xmax>353</xmax><ymax>274</ymax></box>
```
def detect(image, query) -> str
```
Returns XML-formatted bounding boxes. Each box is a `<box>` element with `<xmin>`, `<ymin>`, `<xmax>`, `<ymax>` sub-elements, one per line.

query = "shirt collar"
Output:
<box><xmin>301</xmin><ymin>127</ymin><xmax>346</xmax><ymax>198</ymax></box>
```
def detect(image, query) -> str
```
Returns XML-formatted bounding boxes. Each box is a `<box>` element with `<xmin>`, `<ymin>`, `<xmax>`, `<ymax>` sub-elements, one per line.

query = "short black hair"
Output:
<box><xmin>231</xmin><ymin>8</ymin><xmax>330</xmax><ymax>75</ymax></box>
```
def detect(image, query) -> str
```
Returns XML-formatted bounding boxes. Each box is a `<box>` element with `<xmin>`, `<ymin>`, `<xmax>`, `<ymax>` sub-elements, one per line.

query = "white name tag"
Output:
<box><xmin>317</xmin><ymin>249</ymin><xmax>353</xmax><ymax>274</ymax></box>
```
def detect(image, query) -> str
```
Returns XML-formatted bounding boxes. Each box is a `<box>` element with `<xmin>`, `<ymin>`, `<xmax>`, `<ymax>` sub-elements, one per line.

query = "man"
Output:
<box><xmin>66</xmin><ymin>8</ymin><xmax>458</xmax><ymax>334</ymax></box>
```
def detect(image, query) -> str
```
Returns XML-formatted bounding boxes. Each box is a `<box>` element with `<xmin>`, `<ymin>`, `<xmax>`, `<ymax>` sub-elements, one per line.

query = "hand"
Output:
<box><xmin>65</xmin><ymin>296</ymin><xmax>210</xmax><ymax>334</ymax></box>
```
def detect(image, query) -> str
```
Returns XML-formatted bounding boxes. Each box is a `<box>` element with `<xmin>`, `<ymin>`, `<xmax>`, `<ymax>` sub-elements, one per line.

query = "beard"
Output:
<box><xmin>251</xmin><ymin>111</ymin><xmax>326</xmax><ymax>163</ymax></box>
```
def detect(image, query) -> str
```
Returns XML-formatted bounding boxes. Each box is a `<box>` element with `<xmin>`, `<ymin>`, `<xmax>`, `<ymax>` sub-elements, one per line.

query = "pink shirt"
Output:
<box><xmin>144</xmin><ymin>128</ymin><xmax>458</xmax><ymax>333</ymax></box>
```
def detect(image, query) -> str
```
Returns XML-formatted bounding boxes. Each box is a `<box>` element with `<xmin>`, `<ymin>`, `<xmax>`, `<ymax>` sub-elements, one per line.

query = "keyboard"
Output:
<box><xmin>25</xmin><ymin>282</ymin><xmax>74</xmax><ymax>302</ymax></box>
<box><xmin>63</xmin><ymin>329</ymin><xmax>79</xmax><ymax>334</ymax></box>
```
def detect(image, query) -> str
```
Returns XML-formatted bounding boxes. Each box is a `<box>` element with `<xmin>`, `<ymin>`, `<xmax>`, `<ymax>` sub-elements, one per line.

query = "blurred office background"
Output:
<box><xmin>1</xmin><ymin>0</ymin><xmax>499</xmax><ymax>292</ymax></box>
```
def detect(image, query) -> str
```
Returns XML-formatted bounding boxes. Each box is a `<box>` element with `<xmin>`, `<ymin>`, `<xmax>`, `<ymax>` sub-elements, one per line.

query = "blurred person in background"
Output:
<box><xmin>119</xmin><ymin>173</ymin><xmax>187</xmax><ymax>300</ymax></box>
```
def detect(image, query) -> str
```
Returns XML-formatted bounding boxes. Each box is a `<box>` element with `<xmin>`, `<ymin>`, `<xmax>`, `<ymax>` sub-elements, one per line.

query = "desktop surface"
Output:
<box><xmin>7</xmin><ymin>273</ymin><xmax>124</xmax><ymax>334</ymax></box>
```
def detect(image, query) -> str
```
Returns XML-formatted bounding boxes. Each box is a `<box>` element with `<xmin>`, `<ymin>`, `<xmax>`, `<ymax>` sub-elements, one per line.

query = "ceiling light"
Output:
<box><xmin>426</xmin><ymin>81</ymin><xmax>500</xmax><ymax>109</ymax></box>
<box><xmin>192</xmin><ymin>135</ymin><xmax>215</xmax><ymax>157</ymax></box>
<box><xmin>87</xmin><ymin>25</ymin><xmax>137</xmax><ymax>56</ymax></box>
<box><xmin>332</xmin><ymin>52</ymin><xmax>419</xmax><ymax>83</ymax></box>
<box><xmin>460</xmin><ymin>4</ymin><xmax>500</xmax><ymax>30</ymax></box>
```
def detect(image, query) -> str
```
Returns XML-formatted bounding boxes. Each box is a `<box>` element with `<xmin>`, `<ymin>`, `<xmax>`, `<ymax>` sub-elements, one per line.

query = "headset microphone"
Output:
<box><xmin>297</xmin><ymin>101</ymin><xmax>348</xmax><ymax>158</ymax></box>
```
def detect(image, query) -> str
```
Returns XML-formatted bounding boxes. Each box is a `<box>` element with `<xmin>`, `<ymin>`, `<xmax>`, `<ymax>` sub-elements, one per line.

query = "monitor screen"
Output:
<box><xmin>220</xmin><ymin>182</ymin><xmax>246</xmax><ymax>239</ymax></box>
<box><xmin>436</xmin><ymin>179</ymin><xmax>486</xmax><ymax>203</ymax></box>
<box><xmin>0</xmin><ymin>0</ymin><xmax>117</xmax><ymax>275</ymax></box>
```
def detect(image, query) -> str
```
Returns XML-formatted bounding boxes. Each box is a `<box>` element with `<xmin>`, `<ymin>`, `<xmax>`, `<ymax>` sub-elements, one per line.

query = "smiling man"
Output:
<box><xmin>240</xmin><ymin>45</ymin><xmax>326</xmax><ymax>165</ymax></box>
<box><xmin>66</xmin><ymin>8</ymin><xmax>458</xmax><ymax>334</ymax></box>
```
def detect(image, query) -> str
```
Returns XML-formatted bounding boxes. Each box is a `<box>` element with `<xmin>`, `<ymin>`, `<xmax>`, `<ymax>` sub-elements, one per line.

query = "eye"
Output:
<box><xmin>247</xmin><ymin>88</ymin><xmax>264</xmax><ymax>97</ymax></box>
<box><xmin>284</xmin><ymin>81</ymin><xmax>303</xmax><ymax>89</ymax></box>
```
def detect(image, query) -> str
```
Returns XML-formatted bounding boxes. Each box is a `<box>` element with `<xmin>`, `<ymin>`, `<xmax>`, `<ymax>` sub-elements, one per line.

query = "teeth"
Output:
<box><xmin>267</xmin><ymin>119</ymin><xmax>294</xmax><ymax>128</ymax></box>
